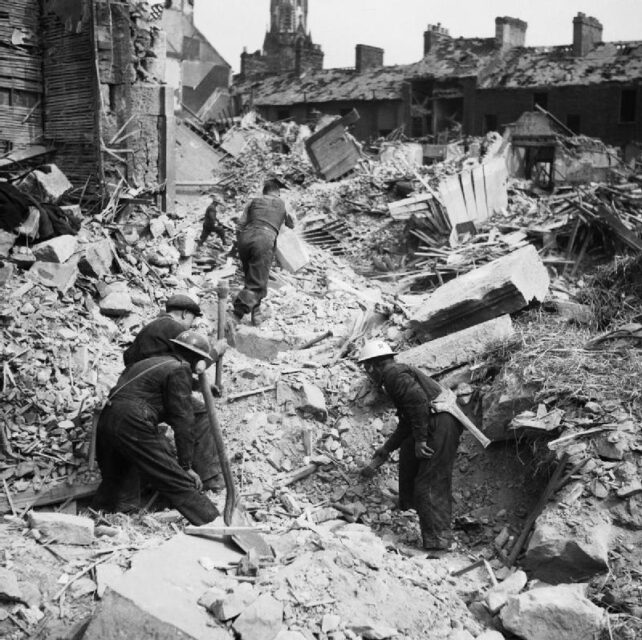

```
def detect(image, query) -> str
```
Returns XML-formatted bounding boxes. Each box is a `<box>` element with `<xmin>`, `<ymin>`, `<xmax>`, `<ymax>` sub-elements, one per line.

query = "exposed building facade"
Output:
<box><xmin>162</xmin><ymin>0</ymin><xmax>232</xmax><ymax>120</ymax></box>
<box><xmin>240</xmin><ymin>0</ymin><xmax>324</xmax><ymax>80</ymax></box>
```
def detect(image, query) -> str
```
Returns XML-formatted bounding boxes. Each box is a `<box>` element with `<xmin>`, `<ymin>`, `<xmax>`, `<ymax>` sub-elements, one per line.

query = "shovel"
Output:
<box><xmin>196</xmin><ymin>364</ymin><xmax>273</xmax><ymax>558</ymax></box>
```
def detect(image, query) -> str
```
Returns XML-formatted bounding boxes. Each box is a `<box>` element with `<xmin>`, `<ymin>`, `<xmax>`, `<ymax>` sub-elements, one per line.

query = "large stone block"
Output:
<box><xmin>398</xmin><ymin>315</ymin><xmax>513</xmax><ymax>372</ymax></box>
<box><xmin>408</xmin><ymin>244</ymin><xmax>550</xmax><ymax>340</ymax></box>
<box><xmin>28</xmin><ymin>511</ymin><xmax>94</xmax><ymax>545</ymax></box>
<box><xmin>86</xmin><ymin>533</ymin><xmax>240</xmax><ymax>640</ymax></box>
<box><xmin>523</xmin><ymin>519</ymin><xmax>611</xmax><ymax>584</ymax></box>
<box><xmin>27</xmin><ymin>260</ymin><xmax>78</xmax><ymax>293</ymax></box>
<box><xmin>500</xmin><ymin>584</ymin><xmax>605</xmax><ymax>640</ymax></box>
<box><xmin>19</xmin><ymin>164</ymin><xmax>72</xmax><ymax>203</ymax></box>
<box><xmin>80</xmin><ymin>240</ymin><xmax>114</xmax><ymax>278</ymax></box>
<box><xmin>276</xmin><ymin>227</ymin><xmax>310</xmax><ymax>273</ymax></box>
<box><xmin>32</xmin><ymin>235</ymin><xmax>78</xmax><ymax>263</ymax></box>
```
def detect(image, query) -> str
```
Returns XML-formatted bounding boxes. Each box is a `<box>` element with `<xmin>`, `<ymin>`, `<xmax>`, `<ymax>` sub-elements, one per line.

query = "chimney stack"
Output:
<box><xmin>423</xmin><ymin>23</ymin><xmax>450</xmax><ymax>55</ymax></box>
<box><xmin>573</xmin><ymin>12</ymin><xmax>603</xmax><ymax>56</ymax></box>
<box><xmin>355</xmin><ymin>44</ymin><xmax>384</xmax><ymax>73</ymax></box>
<box><xmin>495</xmin><ymin>16</ymin><xmax>527</xmax><ymax>49</ymax></box>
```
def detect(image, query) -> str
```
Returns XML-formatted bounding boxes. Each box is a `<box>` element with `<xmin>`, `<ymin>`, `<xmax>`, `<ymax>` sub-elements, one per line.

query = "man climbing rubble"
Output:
<box><xmin>122</xmin><ymin>293</ymin><xmax>225</xmax><ymax>490</ymax></box>
<box><xmin>198</xmin><ymin>193</ymin><xmax>228</xmax><ymax>249</ymax></box>
<box><xmin>232</xmin><ymin>178</ymin><xmax>295</xmax><ymax>326</ymax></box>
<box><xmin>94</xmin><ymin>331</ymin><xmax>226</xmax><ymax>526</ymax></box>
<box><xmin>358</xmin><ymin>340</ymin><xmax>463</xmax><ymax>553</ymax></box>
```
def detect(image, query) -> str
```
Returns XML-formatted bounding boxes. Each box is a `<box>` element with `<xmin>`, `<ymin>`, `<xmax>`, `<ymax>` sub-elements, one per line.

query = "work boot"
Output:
<box><xmin>251</xmin><ymin>306</ymin><xmax>271</xmax><ymax>327</ymax></box>
<box><xmin>422</xmin><ymin>532</ymin><xmax>457</xmax><ymax>553</ymax></box>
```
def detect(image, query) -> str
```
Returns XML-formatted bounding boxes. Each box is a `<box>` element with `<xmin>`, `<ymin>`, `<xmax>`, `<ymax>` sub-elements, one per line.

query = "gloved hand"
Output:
<box><xmin>374</xmin><ymin>446</ymin><xmax>390</xmax><ymax>460</ymax></box>
<box><xmin>186</xmin><ymin>469</ymin><xmax>203</xmax><ymax>491</ymax></box>
<box><xmin>214</xmin><ymin>338</ymin><xmax>228</xmax><ymax>359</ymax></box>
<box><xmin>415</xmin><ymin>441</ymin><xmax>434</xmax><ymax>459</ymax></box>
<box><xmin>360</xmin><ymin>463</ymin><xmax>378</xmax><ymax>479</ymax></box>
<box><xmin>210</xmin><ymin>383</ymin><xmax>222</xmax><ymax>398</ymax></box>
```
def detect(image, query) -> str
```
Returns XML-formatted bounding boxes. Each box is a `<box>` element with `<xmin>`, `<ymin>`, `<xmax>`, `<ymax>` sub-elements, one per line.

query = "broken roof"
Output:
<box><xmin>480</xmin><ymin>41</ymin><xmax>642</xmax><ymax>88</ymax></box>
<box><xmin>234</xmin><ymin>65</ymin><xmax>413</xmax><ymax>106</ymax></box>
<box><xmin>234</xmin><ymin>35</ymin><xmax>642</xmax><ymax>107</ymax></box>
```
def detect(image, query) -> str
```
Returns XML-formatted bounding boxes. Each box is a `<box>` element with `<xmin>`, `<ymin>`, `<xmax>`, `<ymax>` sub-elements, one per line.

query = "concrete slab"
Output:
<box><xmin>87</xmin><ymin>533</ymin><xmax>241</xmax><ymax>639</ymax></box>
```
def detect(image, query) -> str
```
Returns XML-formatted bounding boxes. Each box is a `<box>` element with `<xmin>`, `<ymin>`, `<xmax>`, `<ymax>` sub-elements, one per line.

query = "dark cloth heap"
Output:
<box><xmin>379</xmin><ymin>362</ymin><xmax>463</xmax><ymax>546</ymax></box>
<box><xmin>94</xmin><ymin>355</ymin><xmax>219</xmax><ymax>525</ymax></box>
<box><xmin>233</xmin><ymin>194</ymin><xmax>294</xmax><ymax>318</ymax></box>
<box><xmin>0</xmin><ymin>182</ymin><xmax>80</xmax><ymax>240</ymax></box>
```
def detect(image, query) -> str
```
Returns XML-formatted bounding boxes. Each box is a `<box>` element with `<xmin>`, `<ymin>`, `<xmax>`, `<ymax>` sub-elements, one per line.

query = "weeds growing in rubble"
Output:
<box><xmin>490</xmin><ymin>309</ymin><xmax>642</xmax><ymax>408</ymax></box>
<box><xmin>578</xmin><ymin>254</ymin><xmax>642</xmax><ymax>329</ymax></box>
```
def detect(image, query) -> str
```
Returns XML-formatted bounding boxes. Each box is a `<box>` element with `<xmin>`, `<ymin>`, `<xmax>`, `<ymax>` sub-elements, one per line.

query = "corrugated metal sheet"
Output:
<box><xmin>42</xmin><ymin>12</ymin><xmax>100</xmax><ymax>189</ymax></box>
<box><xmin>0</xmin><ymin>0</ymin><xmax>43</xmax><ymax>149</ymax></box>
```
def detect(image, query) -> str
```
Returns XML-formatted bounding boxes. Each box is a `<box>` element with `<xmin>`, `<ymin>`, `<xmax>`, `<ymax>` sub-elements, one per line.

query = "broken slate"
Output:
<box><xmin>232</xmin><ymin>593</ymin><xmax>283</xmax><ymax>640</ymax></box>
<box><xmin>212</xmin><ymin>583</ymin><xmax>257</xmax><ymax>621</ymax></box>
<box><xmin>0</xmin><ymin>568</ymin><xmax>24</xmax><ymax>603</ymax></box>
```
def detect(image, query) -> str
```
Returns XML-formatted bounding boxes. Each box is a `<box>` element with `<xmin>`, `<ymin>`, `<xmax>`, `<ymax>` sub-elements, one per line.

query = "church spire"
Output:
<box><xmin>270</xmin><ymin>0</ymin><xmax>308</xmax><ymax>34</ymax></box>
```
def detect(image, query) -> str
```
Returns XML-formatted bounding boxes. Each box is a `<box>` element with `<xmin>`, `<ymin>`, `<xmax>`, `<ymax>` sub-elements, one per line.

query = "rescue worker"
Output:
<box><xmin>122</xmin><ymin>293</ymin><xmax>224</xmax><ymax>491</ymax></box>
<box><xmin>123</xmin><ymin>294</ymin><xmax>201</xmax><ymax>367</ymax></box>
<box><xmin>232</xmin><ymin>178</ymin><xmax>295</xmax><ymax>326</ymax></box>
<box><xmin>94</xmin><ymin>331</ymin><xmax>224</xmax><ymax>526</ymax></box>
<box><xmin>358</xmin><ymin>340</ymin><xmax>463</xmax><ymax>552</ymax></box>
<box><xmin>198</xmin><ymin>194</ymin><xmax>227</xmax><ymax>249</ymax></box>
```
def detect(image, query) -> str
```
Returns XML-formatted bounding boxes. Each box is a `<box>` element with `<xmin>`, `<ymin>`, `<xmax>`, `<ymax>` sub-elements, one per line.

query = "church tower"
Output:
<box><xmin>241</xmin><ymin>0</ymin><xmax>323</xmax><ymax>79</ymax></box>
<box><xmin>270</xmin><ymin>0</ymin><xmax>308</xmax><ymax>34</ymax></box>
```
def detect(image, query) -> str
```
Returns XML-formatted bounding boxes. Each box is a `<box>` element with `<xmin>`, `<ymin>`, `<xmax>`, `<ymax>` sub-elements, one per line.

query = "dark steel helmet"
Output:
<box><xmin>165</xmin><ymin>294</ymin><xmax>202</xmax><ymax>317</ymax></box>
<box><xmin>170</xmin><ymin>330</ymin><xmax>213</xmax><ymax>365</ymax></box>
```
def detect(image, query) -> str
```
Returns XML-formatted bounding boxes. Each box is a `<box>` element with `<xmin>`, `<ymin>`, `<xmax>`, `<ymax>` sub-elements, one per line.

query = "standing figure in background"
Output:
<box><xmin>198</xmin><ymin>194</ymin><xmax>227</xmax><ymax>249</ymax></box>
<box><xmin>232</xmin><ymin>178</ymin><xmax>295</xmax><ymax>326</ymax></box>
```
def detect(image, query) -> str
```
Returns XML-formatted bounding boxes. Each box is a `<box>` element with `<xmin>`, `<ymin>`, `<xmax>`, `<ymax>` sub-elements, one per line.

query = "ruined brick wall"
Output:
<box><xmin>474</xmin><ymin>84</ymin><xmax>642</xmax><ymax>147</ymax></box>
<box><xmin>94</xmin><ymin>1</ymin><xmax>172</xmax><ymax>200</ymax></box>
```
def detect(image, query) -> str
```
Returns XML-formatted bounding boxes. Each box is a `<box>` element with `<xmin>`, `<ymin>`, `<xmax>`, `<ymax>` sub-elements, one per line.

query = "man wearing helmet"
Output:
<box><xmin>94</xmin><ymin>331</ymin><xmax>226</xmax><ymax>525</ymax></box>
<box><xmin>122</xmin><ymin>293</ymin><xmax>225</xmax><ymax>492</ymax></box>
<box><xmin>358</xmin><ymin>339</ymin><xmax>463</xmax><ymax>552</ymax></box>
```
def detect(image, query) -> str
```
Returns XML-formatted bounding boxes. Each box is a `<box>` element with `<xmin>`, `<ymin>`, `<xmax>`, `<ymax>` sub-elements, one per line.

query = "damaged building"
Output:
<box><xmin>235</xmin><ymin>12</ymin><xmax>642</xmax><ymax>153</ymax></box>
<box><xmin>162</xmin><ymin>0</ymin><xmax>232</xmax><ymax>121</ymax></box>
<box><xmin>1</xmin><ymin>0</ymin><xmax>175</xmax><ymax>209</ymax></box>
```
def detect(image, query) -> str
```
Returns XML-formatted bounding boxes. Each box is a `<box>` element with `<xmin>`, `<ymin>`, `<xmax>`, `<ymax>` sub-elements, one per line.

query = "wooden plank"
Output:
<box><xmin>0</xmin><ymin>481</ymin><xmax>101</xmax><ymax>514</ymax></box>
<box><xmin>438</xmin><ymin>174</ymin><xmax>469</xmax><ymax>227</ymax></box>
<box><xmin>483</xmin><ymin>158</ymin><xmax>509</xmax><ymax>215</ymax></box>
<box><xmin>459</xmin><ymin>171</ymin><xmax>478</xmax><ymax>223</ymax></box>
<box><xmin>472</xmin><ymin>165</ymin><xmax>489</xmax><ymax>222</ymax></box>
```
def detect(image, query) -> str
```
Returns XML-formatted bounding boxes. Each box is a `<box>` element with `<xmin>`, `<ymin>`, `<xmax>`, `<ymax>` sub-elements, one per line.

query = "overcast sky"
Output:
<box><xmin>193</xmin><ymin>0</ymin><xmax>642</xmax><ymax>72</ymax></box>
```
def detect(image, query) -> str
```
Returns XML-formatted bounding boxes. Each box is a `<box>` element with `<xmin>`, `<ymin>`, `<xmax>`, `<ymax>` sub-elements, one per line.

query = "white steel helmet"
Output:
<box><xmin>357</xmin><ymin>339</ymin><xmax>396</xmax><ymax>363</ymax></box>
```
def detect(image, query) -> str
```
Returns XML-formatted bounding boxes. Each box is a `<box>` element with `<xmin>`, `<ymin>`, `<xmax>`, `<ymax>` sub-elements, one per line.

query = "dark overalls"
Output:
<box><xmin>122</xmin><ymin>315</ymin><xmax>222</xmax><ymax>487</ymax></box>
<box><xmin>200</xmin><ymin>204</ymin><xmax>227</xmax><ymax>245</ymax></box>
<box><xmin>94</xmin><ymin>356</ymin><xmax>219</xmax><ymax>525</ymax></box>
<box><xmin>233</xmin><ymin>195</ymin><xmax>293</xmax><ymax>318</ymax></box>
<box><xmin>379</xmin><ymin>362</ymin><xmax>463</xmax><ymax>546</ymax></box>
